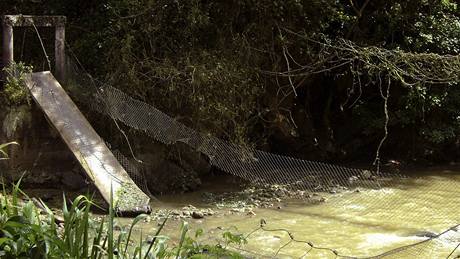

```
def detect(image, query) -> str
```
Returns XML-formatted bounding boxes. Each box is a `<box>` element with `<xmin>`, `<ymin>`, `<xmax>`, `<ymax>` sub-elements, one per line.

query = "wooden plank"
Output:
<box><xmin>2</xmin><ymin>15</ymin><xmax>66</xmax><ymax>27</ymax></box>
<box><xmin>25</xmin><ymin>71</ymin><xmax>150</xmax><ymax>215</ymax></box>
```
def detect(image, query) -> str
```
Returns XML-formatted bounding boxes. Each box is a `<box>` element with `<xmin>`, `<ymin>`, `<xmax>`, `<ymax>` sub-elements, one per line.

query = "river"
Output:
<box><xmin>123</xmin><ymin>168</ymin><xmax>460</xmax><ymax>258</ymax></box>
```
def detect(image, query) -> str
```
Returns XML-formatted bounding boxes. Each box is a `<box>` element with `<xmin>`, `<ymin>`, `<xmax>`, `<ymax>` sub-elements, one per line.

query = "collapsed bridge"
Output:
<box><xmin>1</xmin><ymin>14</ymin><xmax>459</xmax><ymax>258</ymax></box>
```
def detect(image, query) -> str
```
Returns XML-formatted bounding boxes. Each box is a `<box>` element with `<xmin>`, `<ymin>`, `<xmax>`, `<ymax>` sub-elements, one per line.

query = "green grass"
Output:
<box><xmin>0</xmin><ymin>182</ymin><xmax>244</xmax><ymax>259</ymax></box>
<box><xmin>0</xmin><ymin>142</ymin><xmax>244</xmax><ymax>258</ymax></box>
<box><xmin>0</xmin><ymin>142</ymin><xmax>18</xmax><ymax>160</ymax></box>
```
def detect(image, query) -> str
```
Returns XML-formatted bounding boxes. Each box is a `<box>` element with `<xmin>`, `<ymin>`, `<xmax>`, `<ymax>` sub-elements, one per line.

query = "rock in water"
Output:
<box><xmin>413</xmin><ymin>231</ymin><xmax>437</xmax><ymax>238</ymax></box>
<box><xmin>192</xmin><ymin>211</ymin><xmax>204</xmax><ymax>219</ymax></box>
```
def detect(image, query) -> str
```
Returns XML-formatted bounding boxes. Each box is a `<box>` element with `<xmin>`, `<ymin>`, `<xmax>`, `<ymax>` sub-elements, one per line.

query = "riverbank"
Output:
<box><xmin>118</xmin><ymin>167</ymin><xmax>460</xmax><ymax>258</ymax></box>
<box><xmin>0</xmin><ymin>184</ymin><xmax>246</xmax><ymax>258</ymax></box>
<box><xmin>10</xmin><ymin>166</ymin><xmax>460</xmax><ymax>258</ymax></box>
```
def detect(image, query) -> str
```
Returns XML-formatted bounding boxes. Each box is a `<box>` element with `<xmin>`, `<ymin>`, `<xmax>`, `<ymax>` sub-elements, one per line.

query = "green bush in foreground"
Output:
<box><xmin>0</xmin><ymin>182</ymin><xmax>244</xmax><ymax>258</ymax></box>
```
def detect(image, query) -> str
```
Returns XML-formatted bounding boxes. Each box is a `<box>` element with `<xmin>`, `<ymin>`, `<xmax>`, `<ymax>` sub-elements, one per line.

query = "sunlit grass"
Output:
<box><xmin>0</xmin><ymin>180</ymin><xmax>244</xmax><ymax>258</ymax></box>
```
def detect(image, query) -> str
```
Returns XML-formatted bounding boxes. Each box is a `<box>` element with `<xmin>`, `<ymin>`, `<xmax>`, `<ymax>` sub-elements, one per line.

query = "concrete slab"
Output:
<box><xmin>25</xmin><ymin>71</ymin><xmax>150</xmax><ymax>215</ymax></box>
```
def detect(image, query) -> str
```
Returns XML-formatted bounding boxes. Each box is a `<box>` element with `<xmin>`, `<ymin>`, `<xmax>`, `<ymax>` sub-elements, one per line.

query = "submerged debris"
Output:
<box><xmin>151</xmin><ymin>205</ymin><xmax>216</xmax><ymax>221</ymax></box>
<box><xmin>202</xmin><ymin>184</ymin><xmax>328</xmax><ymax>212</ymax></box>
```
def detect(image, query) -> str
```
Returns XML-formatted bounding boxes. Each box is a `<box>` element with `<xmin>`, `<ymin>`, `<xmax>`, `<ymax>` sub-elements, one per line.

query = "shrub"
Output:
<box><xmin>2</xmin><ymin>62</ymin><xmax>33</xmax><ymax>106</ymax></box>
<box><xmin>0</xmin><ymin>181</ymin><xmax>243</xmax><ymax>258</ymax></box>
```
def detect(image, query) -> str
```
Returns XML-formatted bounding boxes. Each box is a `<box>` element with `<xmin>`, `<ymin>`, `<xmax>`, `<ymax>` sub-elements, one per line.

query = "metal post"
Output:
<box><xmin>55</xmin><ymin>24</ymin><xmax>65</xmax><ymax>81</ymax></box>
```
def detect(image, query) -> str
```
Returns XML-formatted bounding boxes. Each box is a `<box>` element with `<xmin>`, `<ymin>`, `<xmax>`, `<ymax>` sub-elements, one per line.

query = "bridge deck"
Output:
<box><xmin>25</xmin><ymin>71</ymin><xmax>150</xmax><ymax>215</ymax></box>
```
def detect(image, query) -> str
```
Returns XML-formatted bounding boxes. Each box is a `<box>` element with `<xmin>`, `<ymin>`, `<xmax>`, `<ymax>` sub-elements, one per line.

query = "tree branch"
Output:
<box><xmin>349</xmin><ymin>0</ymin><xmax>371</xmax><ymax>18</ymax></box>
<box><xmin>349</xmin><ymin>0</ymin><xmax>361</xmax><ymax>17</ymax></box>
<box><xmin>359</xmin><ymin>0</ymin><xmax>371</xmax><ymax>17</ymax></box>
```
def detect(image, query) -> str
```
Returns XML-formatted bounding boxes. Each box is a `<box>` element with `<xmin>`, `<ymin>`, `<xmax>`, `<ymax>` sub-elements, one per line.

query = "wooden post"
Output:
<box><xmin>2</xmin><ymin>15</ymin><xmax>67</xmax><ymax>81</ymax></box>
<box><xmin>2</xmin><ymin>22</ymin><xmax>14</xmax><ymax>68</ymax></box>
<box><xmin>55</xmin><ymin>24</ymin><xmax>65</xmax><ymax>81</ymax></box>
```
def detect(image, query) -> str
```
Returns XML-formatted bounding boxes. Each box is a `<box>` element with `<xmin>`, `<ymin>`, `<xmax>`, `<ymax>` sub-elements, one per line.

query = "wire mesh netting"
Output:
<box><xmin>61</xmin><ymin>56</ymin><xmax>460</xmax><ymax>258</ymax></box>
<box><xmin>216</xmin><ymin>222</ymin><xmax>460</xmax><ymax>258</ymax></box>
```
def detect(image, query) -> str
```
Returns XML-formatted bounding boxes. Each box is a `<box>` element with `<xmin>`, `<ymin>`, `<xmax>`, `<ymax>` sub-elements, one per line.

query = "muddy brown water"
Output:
<box><xmin>27</xmin><ymin>169</ymin><xmax>460</xmax><ymax>258</ymax></box>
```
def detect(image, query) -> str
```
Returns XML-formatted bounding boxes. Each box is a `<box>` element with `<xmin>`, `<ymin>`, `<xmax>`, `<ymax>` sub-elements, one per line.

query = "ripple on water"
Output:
<box><xmin>358</xmin><ymin>233</ymin><xmax>425</xmax><ymax>251</ymax></box>
<box><xmin>131</xmin><ymin>169</ymin><xmax>460</xmax><ymax>258</ymax></box>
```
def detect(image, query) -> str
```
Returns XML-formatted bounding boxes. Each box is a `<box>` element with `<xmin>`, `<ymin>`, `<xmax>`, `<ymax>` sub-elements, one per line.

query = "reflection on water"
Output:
<box><xmin>123</xmin><ymin>169</ymin><xmax>460</xmax><ymax>258</ymax></box>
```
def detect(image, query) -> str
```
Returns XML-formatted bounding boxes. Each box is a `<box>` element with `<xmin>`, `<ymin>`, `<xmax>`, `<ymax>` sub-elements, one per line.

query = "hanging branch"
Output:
<box><xmin>268</xmin><ymin>30</ymin><xmax>460</xmax><ymax>168</ymax></box>
<box><xmin>275</xmin><ymin>29</ymin><xmax>460</xmax><ymax>86</ymax></box>
<box><xmin>278</xmin><ymin>26</ymin><xmax>298</xmax><ymax>97</ymax></box>
<box><xmin>373</xmin><ymin>75</ymin><xmax>391</xmax><ymax>173</ymax></box>
<box><xmin>349</xmin><ymin>0</ymin><xmax>371</xmax><ymax>18</ymax></box>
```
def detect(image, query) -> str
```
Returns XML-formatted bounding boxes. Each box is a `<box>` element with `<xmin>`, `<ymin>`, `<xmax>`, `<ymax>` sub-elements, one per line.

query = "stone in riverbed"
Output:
<box><xmin>246</xmin><ymin>210</ymin><xmax>256</xmax><ymax>216</ymax></box>
<box><xmin>230</xmin><ymin>208</ymin><xmax>244</xmax><ymax>213</ymax></box>
<box><xmin>184</xmin><ymin>205</ymin><xmax>197</xmax><ymax>210</ymax></box>
<box><xmin>146</xmin><ymin>236</ymin><xmax>154</xmax><ymax>244</ymax></box>
<box><xmin>192</xmin><ymin>211</ymin><xmax>204</xmax><ymax>219</ymax></box>
<box><xmin>171</xmin><ymin>210</ymin><xmax>181</xmax><ymax>216</ymax></box>
<box><xmin>413</xmin><ymin>231</ymin><xmax>437</xmax><ymax>238</ymax></box>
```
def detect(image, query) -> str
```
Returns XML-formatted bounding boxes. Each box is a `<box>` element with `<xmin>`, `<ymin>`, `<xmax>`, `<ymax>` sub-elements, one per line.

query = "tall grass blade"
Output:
<box><xmin>124</xmin><ymin>214</ymin><xmax>147</xmax><ymax>255</ymax></box>
<box><xmin>0</xmin><ymin>142</ymin><xmax>18</xmax><ymax>160</ymax></box>
<box><xmin>91</xmin><ymin>217</ymin><xmax>105</xmax><ymax>259</ymax></box>
<box><xmin>2</xmin><ymin>182</ymin><xmax>10</xmax><ymax>215</ymax></box>
<box><xmin>139</xmin><ymin>231</ymin><xmax>143</xmax><ymax>259</ymax></box>
<box><xmin>175</xmin><ymin>221</ymin><xmax>189</xmax><ymax>259</ymax></box>
<box><xmin>143</xmin><ymin>214</ymin><xmax>169</xmax><ymax>259</ymax></box>
<box><xmin>82</xmin><ymin>197</ymin><xmax>92</xmax><ymax>258</ymax></box>
<box><xmin>11</xmin><ymin>177</ymin><xmax>23</xmax><ymax>215</ymax></box>
<box><xmin>97</xmin><ymin>235</ymin><xmax>108</xmax><ymax>259</ymax></box>
<box><xmin>108</xmin><ymin>184</ymin><xmax>114</xmax><ymax>259</ymax></box>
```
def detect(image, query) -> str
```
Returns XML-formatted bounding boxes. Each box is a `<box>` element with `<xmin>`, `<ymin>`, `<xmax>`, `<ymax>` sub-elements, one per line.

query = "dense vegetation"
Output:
<box><xmin>0</xmin><ymin>183</ymin><xmax>244</xmax><ymax>258</ymax></box>
<box><xmin>1</xmin><ymin>0</ymin><xmax>460</xmax><ymax>164</ymax></box>
<box><xmin>0</xmin><ymin>141</ymin><xmax>243</xmax><ymax>258</ymax></box>
<box><xmin>1</xmin><ymin>3</ymin><xmax>459</xmax><ymax>257</ymax></box>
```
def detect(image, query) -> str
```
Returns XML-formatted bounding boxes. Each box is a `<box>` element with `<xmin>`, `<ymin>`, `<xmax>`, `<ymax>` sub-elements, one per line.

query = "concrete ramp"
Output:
<box><xmin>25</xmin><ymin>71</ymin><xmax>150</xmax><ymax>215</ymax></box>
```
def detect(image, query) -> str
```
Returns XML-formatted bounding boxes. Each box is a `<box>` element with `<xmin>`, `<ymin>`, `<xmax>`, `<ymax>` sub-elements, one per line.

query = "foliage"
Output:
<box><xmin>1</xmin><ymin>0</ymin><xmax>460</xmax><ymax>161</ymax></box>
<box><xmin>360</xmin><ymin>0</ymin><xmax>460</xmax><ymax>54</ymax></box>
<box><xmin>2</xmin><ymin>62</ymin><xmax>33</xmax><ymax>106</ymax></box>
<box><xmin>172</xmin><ymin>222</ymin><xmax>245</xmax><ymax>258</ymax></box>
<box><xmin>0</xmin><ymin>182</ymin><xmax>243</xmax><ymax>258</ymax></box>
<box><xmin>0</xmin><ymin>142</ymin><xmax>18</xmax><ymax>160</ymax></box>
<box><xmin>89</xmin><ymin>0</ymin><xmax>460</xmax><ymax>161</ymax></box>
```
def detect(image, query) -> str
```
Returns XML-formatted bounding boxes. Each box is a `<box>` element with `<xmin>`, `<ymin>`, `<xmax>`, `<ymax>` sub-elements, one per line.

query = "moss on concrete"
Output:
<box><xmin>114</xmin><ymin>182</ymin><xmax>151</xmax><ymax>216</ymax></box>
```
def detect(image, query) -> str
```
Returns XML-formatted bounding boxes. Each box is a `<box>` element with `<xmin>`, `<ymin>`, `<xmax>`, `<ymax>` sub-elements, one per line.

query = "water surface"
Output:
<box><xmin>123</xmin><ymin>169</ymin><xmax>460</xmax><ymax>258</ymax></box>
